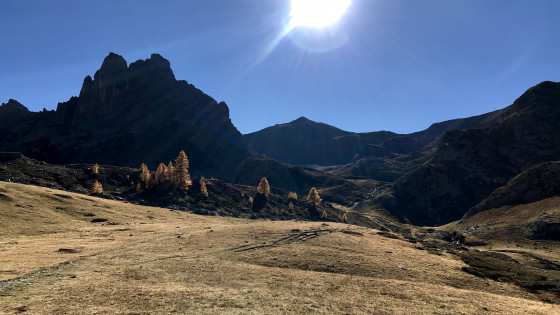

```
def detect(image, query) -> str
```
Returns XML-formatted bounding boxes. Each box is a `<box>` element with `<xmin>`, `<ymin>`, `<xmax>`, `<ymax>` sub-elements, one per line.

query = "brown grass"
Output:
<box><xmin>0</xmin><ymin>182</ymin><xmax>559</xmax><ymax>314</ymax></box>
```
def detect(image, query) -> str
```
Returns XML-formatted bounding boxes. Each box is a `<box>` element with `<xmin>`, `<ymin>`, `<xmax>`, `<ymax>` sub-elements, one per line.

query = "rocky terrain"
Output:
<box><xmin>0</xmin><ymin>152</ymin><xmax>394</xmax><ymax>231</ymax></box>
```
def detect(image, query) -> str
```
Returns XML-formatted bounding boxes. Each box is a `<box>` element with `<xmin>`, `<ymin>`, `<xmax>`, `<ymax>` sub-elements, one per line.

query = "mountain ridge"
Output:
<box><xmin>0</xmin><ymin>53</ymin><xmax>247</xmax><ymax>180</ymax></box>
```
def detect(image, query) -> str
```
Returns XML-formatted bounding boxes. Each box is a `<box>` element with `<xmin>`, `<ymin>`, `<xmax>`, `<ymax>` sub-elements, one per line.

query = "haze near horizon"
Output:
<box><xmin>0</xmin><ymin>0</ymin><xmax>559</xmax><ymax>134</ymax></box>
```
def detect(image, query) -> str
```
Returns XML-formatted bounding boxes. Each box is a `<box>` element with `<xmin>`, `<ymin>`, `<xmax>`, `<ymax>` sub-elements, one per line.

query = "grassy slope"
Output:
<box><xmin>0</xmin><ymin>182</ymin><xmax>558</xmax><ymax>314</ymax></box>
<box><xmin>454</xmin><ymin>196</ymin><xmax>560</xmax><ymax>247</ymax></box>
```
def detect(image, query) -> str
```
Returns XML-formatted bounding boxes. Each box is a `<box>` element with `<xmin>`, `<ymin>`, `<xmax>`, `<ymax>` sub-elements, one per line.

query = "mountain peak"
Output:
<box><xmin>128</xmin><ymin>53</ymin><xmax>175</xmax><ymax>82</ymax></box>
<box><xmin>0</xmin><ymin>99</ymin><xmax>29</xmax><ymax>112</ymax></box>
<box><xmin>99</xmin><ymin>52</ymin><xmax>128</xmax><ymax>73</ymax></box>
<box><xmin>0</xmin><ymin>99</ymin><xmax>30</xmax><ymax>126</ymax></box>
<box><xmin>290</xmin><ymin>116</ymin><xmax>314</xmax><ymax>124</ymax></box>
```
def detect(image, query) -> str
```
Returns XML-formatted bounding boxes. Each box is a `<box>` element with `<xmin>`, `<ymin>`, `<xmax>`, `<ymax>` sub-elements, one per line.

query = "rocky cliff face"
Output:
<box><xmin>385</xmin><ymin>81</ymin><xmax>560</xmax><ymax>226</ymax></box>
<box><xmin>0</xmin><ymin>53</ymin><xmax>247</xmax><ymax>179</ymax></box>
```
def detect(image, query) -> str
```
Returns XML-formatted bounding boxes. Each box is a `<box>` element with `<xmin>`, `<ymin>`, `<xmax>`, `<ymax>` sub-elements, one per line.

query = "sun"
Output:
<box><xmin>289</xmin><ymin>0</ymin><xmax>352</xmax><ymax>29</ymax></box>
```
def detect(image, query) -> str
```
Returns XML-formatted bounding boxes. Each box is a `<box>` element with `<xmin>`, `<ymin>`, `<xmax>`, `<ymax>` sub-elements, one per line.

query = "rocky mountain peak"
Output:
<box><xmin>2</xmin><ymin>52</ymin><xmax>247</xmax><ymax>180</ymax></box>
<box><xmin>504</xmin><ymin>81</ymin><xmax>560</xmax><ymax>117</ymax></box>
<box><xmin>0</xmin><ymin>99</ymin><xmax>31</xmax><ymax>129</ymax></box>
<box><xmin>98</xmin><ymin>52</ymin><xmax>128</xmax><ymax>74</ymax></box>
<box><xmin>128</xmin><ymin>53</ymin><xmax>176</xmax><ymax>83</ymax></box>
<box><xmin>291</xmin><ymin>116</ymin><xmax>313</xmax><ymax>124</ymax></box>
<box><xmin>0</xmin><ymin>99</ymin><xmax>29</xmax><ymax>113</ymax></box>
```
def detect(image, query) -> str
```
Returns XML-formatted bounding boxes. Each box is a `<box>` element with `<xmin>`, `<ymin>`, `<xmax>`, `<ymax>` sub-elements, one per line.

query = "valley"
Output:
<box><xmin>1</xmin><ymin>182</ymin><xmax>559</xmax><ymax>314</ymax></box>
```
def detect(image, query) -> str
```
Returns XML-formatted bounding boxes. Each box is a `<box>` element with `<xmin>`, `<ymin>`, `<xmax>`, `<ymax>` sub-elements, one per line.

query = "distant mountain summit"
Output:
<box><xmin>0</xmin><ymin>53</ymin><xmax>247</xmax><ymax>179</ymax></box>
<box><xmin>244</xmin><ymin>116</ymin><xmax>379</xmax><ymax>165</ymax></box>
<box><xmin>245</xmin><ymin>109</ymin><xmax>502</xmax><ymax>169</ymax></box>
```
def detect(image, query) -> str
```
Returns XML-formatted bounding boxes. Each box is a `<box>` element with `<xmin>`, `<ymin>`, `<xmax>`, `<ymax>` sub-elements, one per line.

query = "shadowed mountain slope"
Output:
<box><xmin>463</xmin><ymin>161</ymin><xmax>560</xmax><ymax>219</ymax></box>
<box><xmin>244</xmin><ymin>117</ymin><xmax>396</xmax><ymax>166</ymax></box>
<box><xmin>383</xmin><ymin>81</ymin><xmax>560</xmax><ymax>226</ymax></box>
<box><xmin>0</xmin><ymin>53</ymin><xmax>247</xmax><ymax>180</ymax></box>
<box><xmin>244</xmin><ymin>110</ymin><xmax>503</xmax><ymax>181</ymax></box>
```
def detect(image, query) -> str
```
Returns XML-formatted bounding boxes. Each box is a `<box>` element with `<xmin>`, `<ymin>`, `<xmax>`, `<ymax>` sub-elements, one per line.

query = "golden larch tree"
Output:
<box><xmin>200</xmin><ymin>177</ymin><xmax>208</xmax><ymax>197</ymax></box>
<box><xmin>173</xmin><ymin>150</ymin><xmax>192</xmax><ymax>191</ymax></box>
<box><xmin>288</xmin><ymin>201</ymin><xmax>294</xmax><ymax>211</ymax></box>
<box><xmin>140</xmin><ymin>163</ymin><xmax>153</xmax><ymax>189</ymax></box>
<box><xmin>307</xmin><ymin>187</ymin><xmax>322</xmax><ymax>208</ymax></box>
<box><xmin>154</xmin><ymin>163</ymin><xmax>167</xmax><ymax>184</ymax></box>
<box><xmin>92</xmin><ymin>163</ymin><xmax>99</xmax><ymax>175</ymax></box>
<box><xmin>288</xmin><ymin>192</ymin><xmax>298</xmax><ymax>200</ymax></box>
<box><xmin>166</xmin><ymin>161</ymin><xmax>175</xmax><ymax>181</ymax></box>
<box><xmin>339</xmin><ymin>212</ymin><xmax>348</xmax><ymax>223</ymax></box>
<box><xmin>257</xmin><ymin>177</ymin><xmax>270</xmax><ymax>196</ymax></box>
<box><xmin>92</xmin><ymin>180</ymin><xmax>103</xmax><ymax>194</ymax></box>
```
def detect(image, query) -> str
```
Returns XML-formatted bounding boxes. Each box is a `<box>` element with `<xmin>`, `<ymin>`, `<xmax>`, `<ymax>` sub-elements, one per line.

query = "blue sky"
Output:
<box><xmin>1</xmin><ymin>0</ymin><xmax>559</xmax><ymax>134</ymax></box>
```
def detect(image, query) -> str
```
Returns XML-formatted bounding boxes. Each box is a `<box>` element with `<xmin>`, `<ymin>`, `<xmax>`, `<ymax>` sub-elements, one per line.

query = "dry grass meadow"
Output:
<box><xmin>1</xmin><ymin>182</ymin><xmax>559</xmax><ymax>314</ymax></box>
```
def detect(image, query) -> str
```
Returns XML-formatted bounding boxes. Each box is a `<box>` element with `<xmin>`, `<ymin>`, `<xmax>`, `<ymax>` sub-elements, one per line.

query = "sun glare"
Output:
<box><xmin>290</xmin><ymin>0</ymin><xmax>352</xmax><ymax>29</ymax></box>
